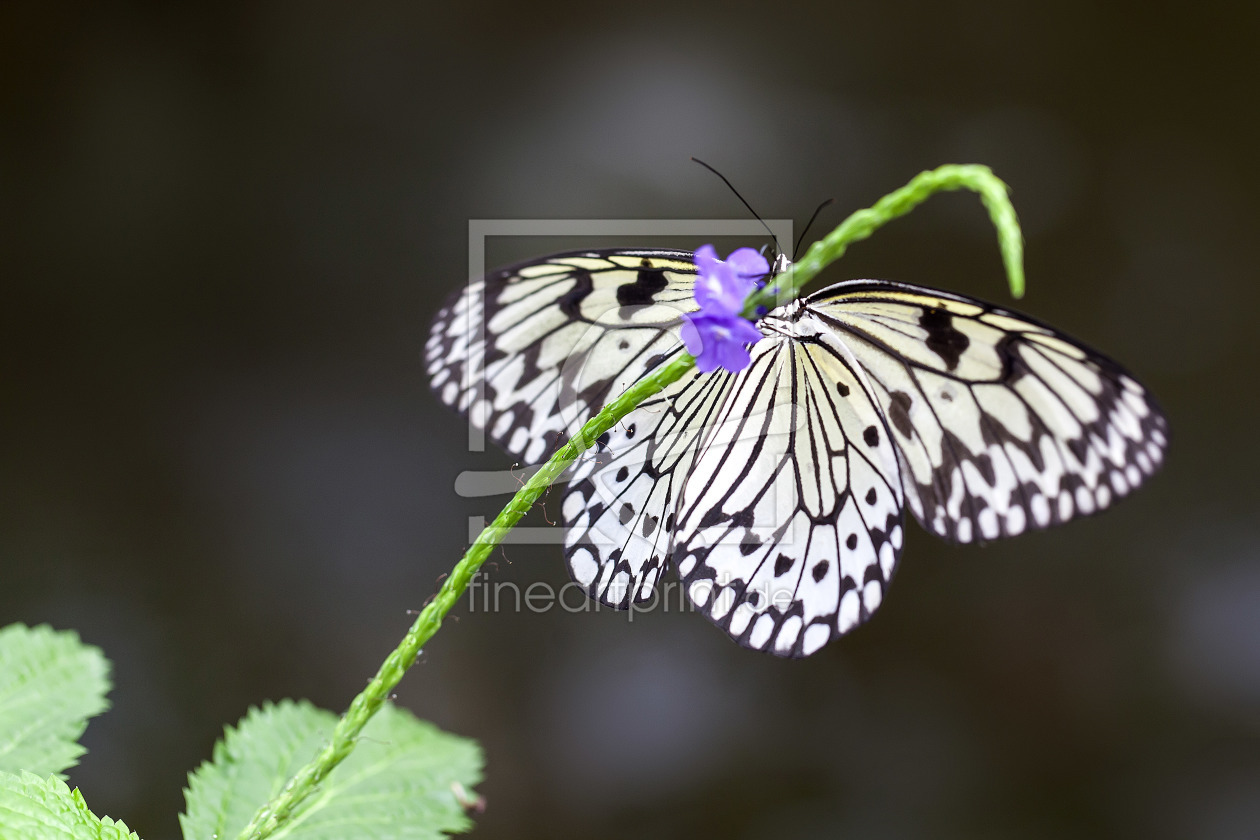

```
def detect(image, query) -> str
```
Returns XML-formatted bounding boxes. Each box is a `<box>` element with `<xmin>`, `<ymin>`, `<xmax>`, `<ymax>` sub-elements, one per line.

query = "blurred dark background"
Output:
<box><xmin>3</xmin><ymin>2</ymin><xmax>1258</xmax><ymax>838</ymax></box>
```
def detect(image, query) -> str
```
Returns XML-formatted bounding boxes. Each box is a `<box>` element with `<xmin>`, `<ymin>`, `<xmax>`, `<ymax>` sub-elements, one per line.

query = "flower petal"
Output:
<box><xmin>695</xmin><ymin>267</ymin><xmax>740</xmax><ymax>315</ymax></box>
<box><xmin>694</xmin><ymin>348</ymin><xmax>722</xmax><ymax>373</ymax></box>
<box><xmin>726</xmin><ymin>247</ymin><xmax>770</xmax><ymax>283</ymax></box>
<box><xmin>729</xmin><ymin>317</ymin><xmax>763</xmax><ymax>345</ymax></box>
<box><xmin>714</xmin><ymin>340</ymin><xmax>751</xmax><ymax>373</ymax></box>
<box><xmin>680</xmin><ymin>315</ymin><xmax>705</xmax><ymax>356</ymax></box>
<box><xmin>692</xmin><ymin>244</ymin><xmax>724</xmax><ymax>311</ymax></box>
<box><xmin>694</xmin><ymin>244</ymin><xmax>720</xmax><ymax>276</ymax></box>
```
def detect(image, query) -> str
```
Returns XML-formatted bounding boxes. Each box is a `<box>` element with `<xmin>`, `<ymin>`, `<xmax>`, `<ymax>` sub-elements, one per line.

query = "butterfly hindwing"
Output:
<box><xmin>562</xmin><ymin>359</ymin><xmax>734</xmax><ymax>607</ymax></box>
<box><xmin>804</xmin><ymin>282</ymin><xmax>1168</xmax><ymax>543</ymax></box>
<box><xmin>671</xmin><ymin>320</ymin><xmax>906</xmax><ymax>658</ymax></box>
<box><xmin>426</xmin><ymin>249</ymin><xmax>698</xmax><ymax>463</ymax></box>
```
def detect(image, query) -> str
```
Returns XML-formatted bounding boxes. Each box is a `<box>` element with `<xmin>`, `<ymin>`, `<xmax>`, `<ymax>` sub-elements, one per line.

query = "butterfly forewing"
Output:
<box><xmin>804</xmin><ymin>282</ymin><xmax>1169</xmax><ymax>544</ymax></box>
<box><xmin>426</xmin><ymin>250</ymin><xmax>698</xmax><ymax>463</ymax></box>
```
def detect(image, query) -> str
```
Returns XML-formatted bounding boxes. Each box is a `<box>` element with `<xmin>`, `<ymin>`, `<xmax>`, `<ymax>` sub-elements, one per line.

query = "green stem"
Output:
<box><xmin>236</xmin><ymin>356</ymin><xmax>693</xmax><ymax>840</ymax></box>
<box><xmin>238</xmin><ymin>162</ymin><xmax>1025</xmax><ymax>840</ymax></box>
<box><xmin>744</xmin><ymin>163</ymin><xmax>1024</xmax><ymax>316</ymax></box>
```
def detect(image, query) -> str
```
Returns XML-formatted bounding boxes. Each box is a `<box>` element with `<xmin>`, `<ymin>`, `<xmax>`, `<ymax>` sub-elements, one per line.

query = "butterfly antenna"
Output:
<box><xmin>792</xmin><ymin>198</ymin><xmax>835</xmax><ymax>261</ymax></box>
<box><xmin>690</xmin><ymin>157</ymin><xmax>781</xmax><ymax>256</ymax></box>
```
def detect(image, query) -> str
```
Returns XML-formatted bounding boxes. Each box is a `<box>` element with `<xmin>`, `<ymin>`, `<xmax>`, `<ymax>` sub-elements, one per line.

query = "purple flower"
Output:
<box><xmin>681</xmin><ymin>312</ymin><xmax>763</xmax><ymax>373</ymax></box>
<box><xmin>682</xmin><ymin>245</ymin><xmax>768</xmax><ymax>373</ymax></box>
<box><xmin>692</xmin><ymin>245</ymin><xmax>769</xmax><ymax>316</ymax></box>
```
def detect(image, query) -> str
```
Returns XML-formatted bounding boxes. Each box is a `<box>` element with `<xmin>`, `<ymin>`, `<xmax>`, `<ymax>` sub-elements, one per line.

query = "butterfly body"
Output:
<box><xmin>427</xmin><ymin>249</ymin><xmax>1167</xmax><ymax>657</ymax></box>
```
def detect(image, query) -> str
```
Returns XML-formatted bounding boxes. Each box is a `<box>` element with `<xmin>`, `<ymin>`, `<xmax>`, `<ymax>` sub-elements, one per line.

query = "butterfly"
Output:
<box><xmin>426</xmin><ymin>248</ymin><xmax>1167</xmax><ymax>657</ymax></box>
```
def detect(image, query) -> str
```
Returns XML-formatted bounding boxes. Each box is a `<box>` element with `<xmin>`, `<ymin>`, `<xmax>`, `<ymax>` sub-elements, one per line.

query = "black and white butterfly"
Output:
<box><xmin>426</xmin><ymin>249</ymin><xmax>1167</xmax><ymax>657</ymax></box>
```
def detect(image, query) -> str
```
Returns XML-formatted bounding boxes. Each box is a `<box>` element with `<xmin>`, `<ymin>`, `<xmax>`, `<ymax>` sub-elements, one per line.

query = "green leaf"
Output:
<box><xmin>0</xmin><ymin>771</ymin><xmax>140</xmax><ymax>840</ymax></box>
<box><xmin>0</xmin><ymin>624</ymin><xmax>111</xmax><ymax>777</ymax></box>
<box><xmin>181</xmin><ymin>700</ymin><xmax>483</xmax><ymax>840</ymax></box>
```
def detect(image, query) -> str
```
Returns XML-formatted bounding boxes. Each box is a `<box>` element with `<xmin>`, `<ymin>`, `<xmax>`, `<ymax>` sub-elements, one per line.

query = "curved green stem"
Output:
<box><xmin>236</xmin><ymin>355</ymin><xmax>693</xmax><ymax>840</ymax></box>
<box><xmin>238</xmin><ymin>162</ymin><xmax>1025</xmax><ymax>840</ymax></box>
<box><xmin>744</xmin><ymin>163</ymin><xmax>1024</xmax><ymax>316</ymax></box>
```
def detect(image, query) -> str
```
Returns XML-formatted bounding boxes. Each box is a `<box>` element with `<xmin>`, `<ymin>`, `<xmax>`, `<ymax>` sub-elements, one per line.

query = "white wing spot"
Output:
<box><xmin>1030</xmin><ymin>493</ymin><xmax>1051</xmax><ymax>527</ymax></box>
<box><xmin>879</xmin><ymin>543</ymin><xmax>896</xmax><ymax>577</ymax></box>
<box><xmin>710</xmin><ymin>586</ymin><xmax>735</xmax><ymax>620</ymax></box>
<box><xmin>978</xmin><ymin>508</ymin><xmax>1000</xmax><ymax>539</ymax></box>
<box><xmin>1074</xmin><ymin>486</ymin><xmax>1094</xmax><ymax>515</ymax></box>
<box><xmin>608</xmin><ymin>571</ymin><xmax>631</xmax><ymax>603</ymax></box>
<box><xmin>775</xmin><ymin>616</ymin><xmax>803</xmax><ymax>653</ymax></box>
<box><xmin>1005</xmin><ymin>506</ymin><xmax>1027</xmax><ymax>535</ymax></box>
<box><xmin>956</xmin><ymin>518</ymin><xmax>973</xmax><ymax>543</ymax></box>
<box><xmin>1058</xmin><ymin>491</ymin><xmax>1074</xmax><ymax>520</ymax></box>
<box><xmin>571</xmin><ymin>550</ymin><xmax>598</xmax><ymax>586</ymax></box>
<box><xmin>802</xmin><ymin>623</ymin><xmax>830</xmax><ymax>655</ymax></box>
<box><xmin>750</xmin><ymin>614</ymin><xmax>776</xmax><ymax>649</ymax></box>
<box><xmin>728</xmin><ymin>602</ymin><xmax>756</xmax><ymax>636</ymax></box>
<box><xmin>838</xmin><ymin>589</ymin><xmax>861</xmax><ymax>633</ymax></box>
<box><xmin>862</xmin><ymin>580</ymin><xmax>883</xmax><ymax>612</ymax></box>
